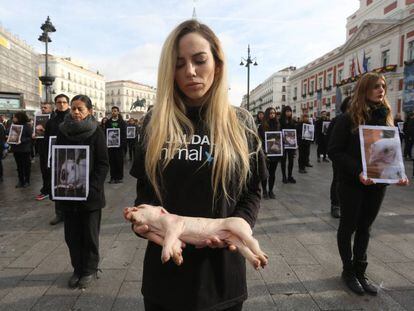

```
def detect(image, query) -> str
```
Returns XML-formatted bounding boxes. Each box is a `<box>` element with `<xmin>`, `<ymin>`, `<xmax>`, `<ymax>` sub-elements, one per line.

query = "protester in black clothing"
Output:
<box><xmin>126</xmin><ymin>118</ymin><xmax>137</xmax><ymax>161</ymax></box>
<box><xmin>100</xmin><ymin>117</ymin><xmax>107</xmax><ymax>131</ymax></box>
<box><xmin>129</xmin><ymin>20</ymin><xmax>266</xmax><ymax>311</ymax></box>
<box><xmin>34</xmin><ymin>102</ymin><xmax>54</xmax><ymax>201</ymax></box>
<box><xmin>328</xmin><ymin>73</ymin><xmax>409</xmax><ymax>296</ymax></box>
<box><xmin>105</xmin><ymin>106</ymin><xmax>127</xmax><ymax>183</ymax></box>
<box><xmin>56</xmin><ymin>94</ymin><xmax>109</xmax><ymax>289</ymax></box>
<box><xmin>0</xmin><ymin>122</ymin><xmax>5</xmax><ymax>183</ymax></box>
<box><xmin>315</xmin><ymin>110</ymin><xmax>330</xmax><ymax>163</ymax></box>
<box><xmin>297</xmin><ymin>114</ymin><xmax>312</xmax><ymax>174</ymax></box>
<box><xmin>258</xmin><ymin>107</ymin><xmax>280</xmax><ymax>199</ymax></box>
<box><xmin>256</xmin><ymin>110</ymin><xmax>264</xmax><ymax>126</ymax></box>
<box><xmin>9</xmin><ymin>112</ymin><xmax>32</xmax><ymax>188</ymax></box>
<box><xmin>326</xmin><ymin>97</ymin><xmax>351</xmax><ymax>219</ymax></box>
<box><xmin>45</xmin><ymin>94</ymin><xmax>71</xmax><ymax>225</ymax></box>
<box><xmin>394</xmin><ymin>113</ymin><xmax>404</xmax><ymax>143</ymax></box>
<box><xmin>280</xmin><ymin>105</ymin><xmax>296</xmax><ymax>183</ymax></box>
<box><xmin>404</xmin><ymin>112</ymin><xmax>414</xmax><ymax>159</ymax></box>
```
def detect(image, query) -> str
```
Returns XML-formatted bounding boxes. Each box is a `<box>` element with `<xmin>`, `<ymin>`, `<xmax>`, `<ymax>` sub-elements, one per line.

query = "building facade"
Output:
<box><xmin>0</xmin><ymin>25</ymin><xmax>41</xmax><ymax>115</ymax></box>
<box><xmin>39</xmin><ymin>55</ymin><xmax>106</xmax><ymax>120</ymax></box>
<box><xmin>105</xmin><ymin>80</ymin><xmax>156</xmax><ymax>120</ymax></box>
<box><xmin>241</xmin><ymin>67</ymin><xmax>296</xmax><ymax>115</ymax></box>
<box><xmin>289</xmin><ymin>0</ymin><xmax>414</xmax><ymax>118</ymax></box>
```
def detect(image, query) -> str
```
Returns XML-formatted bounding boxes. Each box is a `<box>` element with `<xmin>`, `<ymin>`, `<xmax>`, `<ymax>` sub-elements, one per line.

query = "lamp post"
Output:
<box><xmin>240</xmin><ymin>45</ymin><xmax>257</xmax><ymax>113</ymax></box>
<box><xmin>38</xmin><ymin>16</ymin><xmax>56</xmax><ymax>103</ymax></box>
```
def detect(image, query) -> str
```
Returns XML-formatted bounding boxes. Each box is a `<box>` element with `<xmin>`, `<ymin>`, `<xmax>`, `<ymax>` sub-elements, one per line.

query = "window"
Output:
<box><xmin>365</xmin><ymin>57</ymin><xmax>371</xmax><ymax>71</ymax></box>
<box><xmin>61</xmin><ymin>81</ymin><xmax>64</xmax><ymax>90</ymax></box>
<box><xmin>338</xmin><ymin>69</ymin><xmax>343</xmax><ymax>82</ymax></box>
<box><xmin>118</xmin><ymin>89</ymin><xmax>120</xmax><ymax>95</ymax></box>
<box><xmin>310</xmin><ymin>81</ymin><xmax>314</xmax><ymax>91</ymax></box>
<box><xmin>303</xmin><ymin>84</ymin><xmax>307</xmax><ymax>94</ymax></box>
<box><xmin>318</xmin><ymin>77</ymin><xmax>323</xmax><ymax>89</ymax></box>
<box><xmin>408</xmin><ymin>41</ymin><xmax>414</xmax><ymax>62</ymax></box>
<box><xmin>282</xmin><ymin>95</ymin><xmax>286</xmax><ymax>102</ymax></box>
<box><xmin>111</xmin><ymin>90</ymin><xmax>114</xmax><ymax>96</ymax></box>
<box><xmin>381</xmin><ymin>50</ymin><xmax>390</xmax><ymax>67</ymax></box>
<box><xmin>283</xmin><ymin>77</ymin><xmax>286</xmax><ymax>83</ymax></box>
<box><xmin>282</xmin><ymin>86</ymin><xmax>286</xmax><ymax>92</ymax></box>
<box><xmin>68</xmin><ymin>72</ymin><xmax>71</xmax><ymax>80</ymax></box>
<box><xmin>327</xmin><ymin>74</ymin><xmax>332</xmax><ymax>87</ymax></box>
<box><xmin>294</xmin><ymin>87</ymin><xmax>297</xmax><ymax>97</ymax></box>
<box><xmin>126</xmin><ymin>89</ymin><xmax>129</xmax><ymax>95</ymax></box>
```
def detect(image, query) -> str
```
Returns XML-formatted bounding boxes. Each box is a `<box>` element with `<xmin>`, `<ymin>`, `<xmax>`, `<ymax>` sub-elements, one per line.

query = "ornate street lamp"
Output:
<box><xmin>240</xmin><ymin>45</ymin><xmax>258</xmax><ymax>113</ymax></box>
<box><xmin>38</xmin><ymin>16</ymin><xmax>56</xmax><ymax>103</ymax></box>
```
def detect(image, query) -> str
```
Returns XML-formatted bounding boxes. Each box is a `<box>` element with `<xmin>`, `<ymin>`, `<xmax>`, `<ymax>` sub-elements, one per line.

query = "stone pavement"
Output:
<box><xmin>0</xmin><ymin>147</ymin><xmax>413</xmax><ymax>311</ymax></box>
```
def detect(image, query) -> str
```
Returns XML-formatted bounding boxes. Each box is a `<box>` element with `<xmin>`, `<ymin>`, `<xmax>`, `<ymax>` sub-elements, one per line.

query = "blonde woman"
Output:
<box><xmin>129</xmin><ymin>20</ymin><xmax>266</xmax><ymax>311</ymax></box>
<box><xmin>328</xmin><ymin>73</ymin><xmax>408</xmax><ymax>296</ymax></box>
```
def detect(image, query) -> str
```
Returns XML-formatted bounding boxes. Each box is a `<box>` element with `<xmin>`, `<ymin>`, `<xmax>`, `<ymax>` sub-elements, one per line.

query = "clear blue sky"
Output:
<box><xmin>0</xmin><ymin>0</ymin><xmax>360</xmax><ymax>105</ymax></box>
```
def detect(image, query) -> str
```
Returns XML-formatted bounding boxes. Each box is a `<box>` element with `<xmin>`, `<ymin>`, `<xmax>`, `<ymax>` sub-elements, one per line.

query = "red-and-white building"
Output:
<box><xmin>289</xmin><ymin>0</ymin><xmax>414</xmax><ymax>118</ymax></box>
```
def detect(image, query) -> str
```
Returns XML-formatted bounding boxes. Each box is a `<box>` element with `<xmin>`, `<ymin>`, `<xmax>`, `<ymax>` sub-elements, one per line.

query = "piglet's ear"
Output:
<box><xmin>160</xmin><ymin>207</ymin><xmax>169</xmax><ymax>214</ymax></box>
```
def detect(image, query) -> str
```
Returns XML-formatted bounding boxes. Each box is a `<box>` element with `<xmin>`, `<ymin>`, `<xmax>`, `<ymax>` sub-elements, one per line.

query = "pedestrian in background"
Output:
<box><xmin>105</xmin><ymin>106</ymin><xmax>126</xmax><ymax>183</ymax></box>
<box><xmin>127</xmin><ymin>118</ymin><xmax>137</xmax><ymax>161</ymax></box>
<box><xmin>56</xmin><ymin>94</ymin><xmax>109</xmax><ymax>289</ymax></box>
<box><xmin>296</xmin><ymin>113</ymin><xmax>312</xmax><ymax>174</ymax></box>
<box><xmin>45</xmin><ymin>94</ymin><xmax>71</xmax><ymax>225</ymax></box>
<box><xmin>256</xmin><ymin>110</ymin><xmax>264</xmax><ymax>127</ymax></box>
<box><xmin>315</xmin><ymin>110</ymin><xmax>330</xmax><ymax>163</ymax></box>
<box><xmin>100</xmin><ymin>117</ymin><xmax>108</xmax><ymax>131</ymax></box>
<box><xmin>280</xmin><ymin>105</ymin><xmax>296</xmax><ymax>183</ymax></box>
<box><xmin>34</xmin><ymin>102</ymin><xmax>54</xmax><ymax>201</ymax></box>
<box><xmin>328</xmin><ymin>72</ymin><xmax>409</xmax><ymax>296</ymax></box>
<box><xmin>9</xmin><ymin>112</ymin><xmax>32</xmax><ymax>188</ymax></box>
<box><xmin>258</xmin><ymin>107</ymin><xmax>280</xmax><ymax>199</ymax></box>
<box><xmin>0</xmin><ymin>120</ymin><xmax>5</xmax><ymax>183</ymax></box>
<box><xmin>326</xmin><ymin>96</ymin><xmax>351</xmax><ymax>219</ymax></box>
<box><xmin>404</xmin><ymin>112</ymin><xmax>414</xmax><ymax>160</ymax></box>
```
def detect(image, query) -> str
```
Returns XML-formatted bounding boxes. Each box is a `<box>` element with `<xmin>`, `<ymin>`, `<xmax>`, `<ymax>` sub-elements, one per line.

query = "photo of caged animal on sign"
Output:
<box><xmin>51</xmin><ymin>145</ymin><xmax>90</xmax><ymax>201</ymax></box>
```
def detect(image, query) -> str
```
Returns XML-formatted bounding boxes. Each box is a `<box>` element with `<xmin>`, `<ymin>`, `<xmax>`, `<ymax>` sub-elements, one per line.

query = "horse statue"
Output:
<box><xmin>130</xmin><ymin>98</ymin><xmax>146</xmax><ymax>111</ymax></box>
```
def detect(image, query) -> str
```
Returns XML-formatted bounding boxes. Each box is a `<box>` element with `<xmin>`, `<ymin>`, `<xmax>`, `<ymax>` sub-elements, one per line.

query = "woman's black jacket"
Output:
<box><xmin>55</xmin><ymin>127</ymin><xmax>109</xmax><ymax>211</ymax></box>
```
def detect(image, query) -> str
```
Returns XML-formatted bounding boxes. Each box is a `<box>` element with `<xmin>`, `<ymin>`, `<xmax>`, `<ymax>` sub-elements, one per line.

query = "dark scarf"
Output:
<box><xmin>367</xmin><ymin>100</ymin><xmax>389</xmax><ymax>124</ymax></box>
<box><xmin>59</xmin><ymin>114</ymin><xmax>97</xmax><ymax>142</ymax></box>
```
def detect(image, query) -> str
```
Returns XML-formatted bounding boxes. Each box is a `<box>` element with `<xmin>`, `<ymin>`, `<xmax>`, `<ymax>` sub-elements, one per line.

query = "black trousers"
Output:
<box><xmin>298</xmin><ymin>143</ymin><xmax>310</xmax><ymax>170</ymax></box>
<box><xmin>108</xmin><ymin>148</ymin><xmax>124</xmax><ymax>180</ymax></box>
<box><xmin>317</xmin><ymin>138</ymin><xmax>328</xmax><ymax>159</ymax></box>
<box><xmin>330</xmin><ymin>163</ymin><xmax>339</xmax><ymax>206</ymax></box>
<box><xmin>64</xmin><ymin>208</ymin><xmax>102</xmax><ymax>276</ymax></box>
<box><xmin>404</xmin><ymin>137</ymin><xmax>413</xmax><ymax>158</ymax></box>
<box><xmin>262</xmin><ymin>159</ymin><xmax>279</xmax><ymax>193</ymax></box>
<box><xmin>127</xmin><ymin>140</ymin><xmax>135</xmax><ymax>160</ymax></box>
<box><xmin>13</xmin><ymin>152</ymin><xmax>31</xmax><ymax>184</ymax></box>
<box><xmin>144</xmin><ymin>299</ymin><xmax>243</xmax><ymax>311</ymax></box>
<box><xmin>337</xmin><ymin>182</ymin><xmax>386</xmax><ymax>269</ymax></box>
<box><xmin>281</xmin><ymin>149</ymin><xmax>295</xmax><ymax>179</ymax></box>
<box><xmin>39</xmin><ymin>147</ymin><xmax>50</xmax><ymax>195</ymax></box>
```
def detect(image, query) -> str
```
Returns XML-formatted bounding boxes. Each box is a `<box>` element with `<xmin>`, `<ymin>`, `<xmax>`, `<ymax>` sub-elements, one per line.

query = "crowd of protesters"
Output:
<box><xmin>0</xmin><ymin>20</ymin><xmax>413</xmax><ymax>310</ymax></box>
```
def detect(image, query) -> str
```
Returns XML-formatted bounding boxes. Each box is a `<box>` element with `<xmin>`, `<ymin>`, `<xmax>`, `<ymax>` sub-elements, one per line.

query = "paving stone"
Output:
<box><xmin>0</xmin><ymin>268</ymin><xmax>32</xmax><ymax>301</ymax></box>
<box><xmin>0</xmin><ymin>280</ymin><xmax>52</xmax><ymax>311</ymax></box>
<box><xmin>388</xmin><ymin>262</ymin><xmax>414</xmax><ymax>283</ymax></box>
<box><xmin>244</xmin><ymin>279</ymin><xmax>276</xmax><ymax>311</ymax></box>
<box><xmin>25</xmin><ymin>242</ymin><xmax>70</xmax><ymax>281</ymax></box>
<box><xmin>111</xmin><ymin>281</ymin><xmax>143</xmax><ymax>311</ymax></box>
<box><xmin>8</xmin><ymin>239</ymin><xmax>61</xmax><ymax>268</ymax></box>
<box><xmin>271</xmin><ymin>293</ymin><xmax>319</xmax><ymax>311</ymax></box>
<box><xmin>387</xmin><ymin>290</ymin><xmax>414</xmax><ymax>311</ymax></box>
<box><xmin>124</xmin><ymin>250</ymin><xmax>144</xmax><ymax>282</ymax></box>
<box><xmin>100</xmin><ymin>240</ymin><xmax>138</xmax><ymax>270</ymax></box>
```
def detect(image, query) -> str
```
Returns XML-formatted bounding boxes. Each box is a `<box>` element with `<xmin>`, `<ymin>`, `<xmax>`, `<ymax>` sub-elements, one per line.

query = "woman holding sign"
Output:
<box><xmin>328</xmin><ymin>73</ymin><xmax>409</xmax><ymax>296</ymax></box>
<box><xmin>9</xmin><ymin>112</ymin><xmax>32</xmax><ymax>188</ymax></box>
<box><xmin>55</xmin><ymin>95</ymin><xmax>109</xmax><ymax>289</ymax></box>
<box><xmin>280</xmin><ymin>105</ymin><xmax>297</xmax><ymax>183</ymax></box>
<box><xmin>258</xmin><ymin>107</ymin><xmax>280</xmax><ymax>199</ymax></box>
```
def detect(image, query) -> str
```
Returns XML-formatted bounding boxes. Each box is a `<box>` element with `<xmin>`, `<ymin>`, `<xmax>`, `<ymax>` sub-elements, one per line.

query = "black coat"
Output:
<box><xmin>44</xmin><ymin>109</ymin><xmax>70</xmax><ymax>153</ymax></box>
<box><xmin>55</xmin><ymin>127</ymin><xmax>109</xmax><ymax>211</ymax></box>
<box><xmin>258</xmin><ymin>120</ymin><xmax>281</xmax><ymax>161</ymax></box>
<box><xmin>328</xmin><ymin>112</ymin><xmax>388</xmax><ymax>186</ymax></box>
<box><xmin>105</xmin><ymin>117</ymin><xmax>127</xmax><ymax>149</ymax></box>
<box><xmin>10</xmin><ymin>123</ymin><xmax>32</xmax><ymax>153</ymax></box>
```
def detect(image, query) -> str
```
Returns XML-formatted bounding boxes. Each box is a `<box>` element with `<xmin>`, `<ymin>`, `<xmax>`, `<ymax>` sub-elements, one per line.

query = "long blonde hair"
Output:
<box><xmin>145</xmin><ymin>20</ymin><xmax>258</xmax><ymax>203</ymax></box>
<box><xmin>349</xmin><ymin>72</ymin><xmax>393</xmax><ymax>131</ymax></box>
